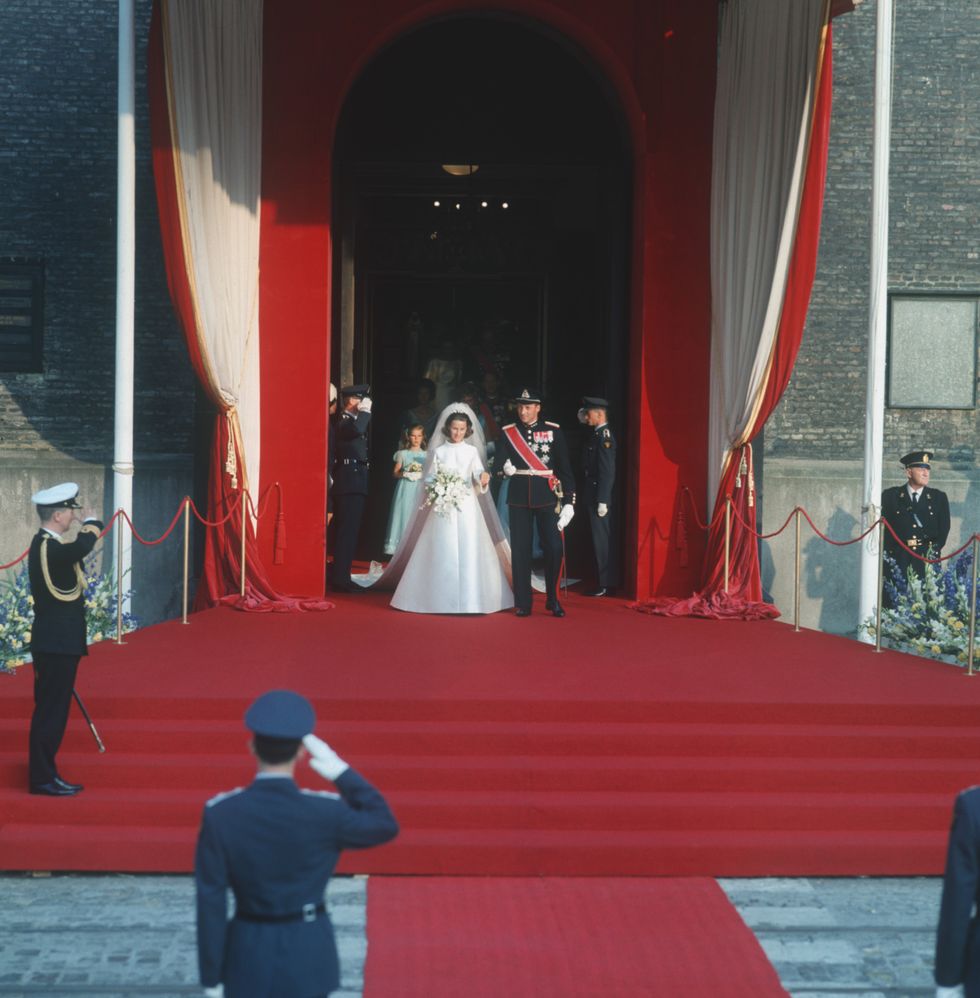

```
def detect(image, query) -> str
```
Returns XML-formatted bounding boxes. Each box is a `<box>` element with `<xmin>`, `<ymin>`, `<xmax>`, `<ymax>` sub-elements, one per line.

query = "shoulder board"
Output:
<box><xmin>545</xmin><ymin>421</ymin><xmax>560</xmax><ymax>428</ymax></box>
<box><xmin>301</xmin><ymin>788</ymin><xmax>341</xmax><ymax>801</ymax></box>
<box><xmin>206</xmin><ymin>787</ymin><xmax>245</xmax><ymax>808</ymax></box>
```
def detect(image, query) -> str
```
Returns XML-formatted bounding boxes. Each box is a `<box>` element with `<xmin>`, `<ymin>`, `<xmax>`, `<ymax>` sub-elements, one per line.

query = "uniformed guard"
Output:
<box><xmin>27</xmin><ymin>482</ymin><xmax>104</xmax><ymax>796</ymax></box>
<box><xmin>195</xmin><ymin>689</ymin><xmax>398</xmax><ymax>998</ymax></box>
<box><xmin>880</xmin><ymin>450</ymin><xmax>950</xmax><ymax>599</ymax></box>
<box><xmin>578</xmin><ymin>396</ymin><xmax>618</xmax><ymax>596</ymax></box>
<box><xmin>495</xmin><ymin>387</ymin><xmax>575</xmax><ymax>617</ymax></box>
<box><xmin>329</xmin><ymin>384</ymin><xmax>372</xmax><ymax>593</ymax></box>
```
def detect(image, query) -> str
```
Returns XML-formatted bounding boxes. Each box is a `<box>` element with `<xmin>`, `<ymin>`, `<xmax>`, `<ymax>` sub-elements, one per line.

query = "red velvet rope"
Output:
<box><xmin>188</xmin><ymin>491</ymin><xmax>244</xmax><ymax>528</ymax></box>
<box><xmin>0</xmin><ymin>549</ymin><xmax>28</xmax><ymax>570</ymax></box>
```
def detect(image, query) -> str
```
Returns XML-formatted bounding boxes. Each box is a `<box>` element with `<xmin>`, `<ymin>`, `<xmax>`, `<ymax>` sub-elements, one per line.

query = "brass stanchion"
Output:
<box><xmin>724</xmin><ymin>496</ymin><xmax>732</xmax><ymax>594</ymax></box>
<box><xmin>182</xmin><ymin>497</ymin><xmax>191</xmax><ymax>625</ymax></box>
<box><xmin>874</xmin><ymin>519</ymin><xmax>884</xmax><ymax>653</ymax></box>
<box><xmin>240</xmin><ymin>489</ymin><xmax>247</xmax><ymax>598</ymax></box>
<box><xmin>793</xmin><ymin>507</ymin><xmax>801</xmax><ymax>632</ymax></box>
<box><xmin>115</xmin><ymin>511</ymin><xmax>126</xmax><ymax>645</ymax></box>
<box><xmin>967</xmin><ymin>535</ymin><xmax>979</xmax><ymax>677</ymax></box>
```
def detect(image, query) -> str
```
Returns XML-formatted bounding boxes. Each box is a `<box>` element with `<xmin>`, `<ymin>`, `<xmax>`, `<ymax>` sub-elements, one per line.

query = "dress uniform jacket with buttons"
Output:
<box><xmin>331</xmin><ymin>410</ymin><xmax>372</xmax><ymax>496</ymax></box>
<box><xmin>495</xmin><ymin>420</ymin><xmax>575</xmax><ymax>508</ymax></box>
<box><xmin>935</xmin><ymin>786</ymin><xmax>980</xmax><ymax>995</ymax></box>
<box><xmin>28</xmin><ymin>521</ymin><xmax>103</xmax><ymax>656</ymax></box>
<box><xmin>195</xmin><ymin>769</ymin><xmax>398</xmax><ymax>997</ymax></box>
<box><xmin>582</xmin><ymin>423</ymin><xmax>615</xmax><ymax>507</ymax></box>
<box><xmin>880</xmin><ymin>484</ymin><xmax>950</xmax><ymax>575</ymax></box>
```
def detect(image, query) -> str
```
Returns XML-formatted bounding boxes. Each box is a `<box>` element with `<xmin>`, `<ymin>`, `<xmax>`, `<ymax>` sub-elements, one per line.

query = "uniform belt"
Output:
<box><xmin>513</xmin><ymin>469</ymin><xmax>553</xmax><ymax>476</ymax></box>
<box><xmin>235</xmin><ymin>902</ymin><xmax>326</xmax><ymax>924</ymax></box>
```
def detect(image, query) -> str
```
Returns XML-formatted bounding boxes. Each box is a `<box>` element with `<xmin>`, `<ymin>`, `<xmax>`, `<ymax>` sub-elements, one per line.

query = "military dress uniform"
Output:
<box><xmin>27</xmin><ymin>484</ymin><xmax>103</xmax><ymax>794</ymax></box>
<box><xmin>329</xmin><ymin>385</ymin><xmax>371</xmax><ymax>592</ymax></box>
<box><xmin>195</xmin><ymin>691</ymin><xmax>398</xmax><ymax>998</ymax></box>
<box><xmin>495</xmin><ymin>389</ymin><xmax>575</xmax><ymax>615</ymax></box>
<box><xmin>580</xmin><ymin>397</ymin><xmax>617</xmax><ymax>594</ymax></box>
<box><xmin>935</xmin><ymin>786</ymin><xmax>980</xmax><ymax>996</ymax></box>
<box><xmin>880</xmin><ymin>450</ymin><xmax>950</xmax><ymax>588</ymax></box>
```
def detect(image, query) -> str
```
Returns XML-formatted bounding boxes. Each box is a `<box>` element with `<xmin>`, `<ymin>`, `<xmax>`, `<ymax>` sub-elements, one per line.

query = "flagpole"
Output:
<box><xmin>858</xmin><ymin>0</ymin><xmax>893</xmax><ymax>642</ymax></box>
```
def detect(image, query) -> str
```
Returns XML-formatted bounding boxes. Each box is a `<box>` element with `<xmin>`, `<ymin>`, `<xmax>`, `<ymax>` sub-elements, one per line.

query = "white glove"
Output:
<box><xmin>937</xmin><ymin>986</ymin><xmax>965</xmax><ymax>998</ymax></box>
<box><xmin>357</xmin><ymin>396</ymin><xmax>372</xmax><ymax>413</ymax></box>
<box><xmin>303</xmin><ymin>734</ymin><xmax>350</xmax><ymax>782</ymax></box>
<box><xmin>403</xmin><ymin>470</ymin><xmax>422</xmax><ymax>482</ymax></box>
<box><xmin>203</xmin><ymin>987</ymin><xmax>224</xmax><ymax>998</ymax></box>
<box><xmin>502</xmin><ymin>459</ymin><xmax>516</xmax><ymax>477</ymax></box>
<box><xmin>597</xmin><ymin>503</ymin><xmax>608</xmax><ymax>518</ymax></box>
<box><xmin>557</xmin><ymin>504</ymin><xmax>575</xmax><ymax>532</ymax></box>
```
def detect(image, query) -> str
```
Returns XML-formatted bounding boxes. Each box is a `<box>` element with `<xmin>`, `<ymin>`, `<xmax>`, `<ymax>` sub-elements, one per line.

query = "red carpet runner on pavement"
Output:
<box><xmin>362</xmin><ymin>877</ymin><xmax>787</xmax><ymax>997</ymax></box>
<box><xmin>1</xmin><ymin>590</ymin><xmax>979</xmax><ymax>875</ymax></box>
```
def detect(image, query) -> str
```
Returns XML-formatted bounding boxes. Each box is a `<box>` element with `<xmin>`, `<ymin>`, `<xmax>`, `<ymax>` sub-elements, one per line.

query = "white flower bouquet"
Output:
<box><xmin>403</xmin><ymin>461</ymin><xmax>424</xmax><ymax>482</ymax></box>
<box><xmin>424</xmin><ymin>467</ymin><xmax>471</xmax><ymax>517</ymax></box>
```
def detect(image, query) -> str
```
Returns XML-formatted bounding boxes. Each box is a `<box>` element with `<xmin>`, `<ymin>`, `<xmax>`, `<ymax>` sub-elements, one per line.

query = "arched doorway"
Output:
<box><xmin>331</xmin><ymin>15</ymin><xmax>632</xmax><ymax>586</ymax></box>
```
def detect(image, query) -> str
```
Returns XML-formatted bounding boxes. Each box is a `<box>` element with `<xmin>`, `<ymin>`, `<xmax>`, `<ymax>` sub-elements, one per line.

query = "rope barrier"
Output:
<box><xmin>188</xmin><ymin>491</ymin><xmax>244</xmax><ymax>528</ymax></box>
<box><xmin>119</xmin><ymin>505</ymin><xmax>185</xmax><ymax>547</ymax></box>
<box><xmin>0</xmin><ymin>549</ymin><xmax>29</xmax><ymax>571</ymax></box>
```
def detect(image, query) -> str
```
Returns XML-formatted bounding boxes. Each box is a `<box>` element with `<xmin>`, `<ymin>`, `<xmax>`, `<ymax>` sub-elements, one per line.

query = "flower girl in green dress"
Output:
<box><xmin>384</xmin><ymin>424</ymin><xmax>427</xmax><ymax>556</ymax></box>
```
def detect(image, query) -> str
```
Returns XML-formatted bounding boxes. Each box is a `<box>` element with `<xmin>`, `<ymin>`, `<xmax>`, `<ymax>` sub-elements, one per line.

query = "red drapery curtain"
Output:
<box><xmin>637</xmin><ymin>25</ymin><xmax>833</xmax><ymax>619</ymax></box>
<box><xmin>148</xmin><ymin>2</ymin><xmax>330</xmax><ymax>612</ymax></box>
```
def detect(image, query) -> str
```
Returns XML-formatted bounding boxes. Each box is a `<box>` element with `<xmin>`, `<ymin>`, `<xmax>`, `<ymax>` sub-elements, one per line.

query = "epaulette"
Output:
<box><xmin>545</xmin><ymin>421</ymin><xmax>560</xmax><ymax>428</ymax></box>
<box><xmin>206</xmin><ymin>787</ymin><xmax>245</xmax><ymax>808</ymax></box>
<box><xmin>301</xmin><ymin>788</ymin><xmax>341</xmax><ymax>801</ymax></box>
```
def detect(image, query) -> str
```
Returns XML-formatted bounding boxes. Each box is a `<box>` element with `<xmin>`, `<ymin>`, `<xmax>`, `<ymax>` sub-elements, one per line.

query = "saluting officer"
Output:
<box><xmin>880</xmin><ymin>450</ymin><xmax>950</xmax><ymax>593</ymax></box>
<box><xmin>578</xmin><ymin>396</ymin><xmax>617</xmax><ymax>597</ymax></box>
<box><xmin>496</xmin><ymin>387</ymin><xmax>575</xmax><ymax>617</ymax></box>
<box><xmin>329</xmin><ymin>384</ymin><xmax>372</xmax><ymax>593</ymax></box>
<box><xmin>27</xmin><ymin>482</ymin><xmax>104</xmax><ymax>796</ymax></box>
<box><xmin>195</xmin><ymin>689</ymin><xmax>398</xmax><ymax>998</ymax></box>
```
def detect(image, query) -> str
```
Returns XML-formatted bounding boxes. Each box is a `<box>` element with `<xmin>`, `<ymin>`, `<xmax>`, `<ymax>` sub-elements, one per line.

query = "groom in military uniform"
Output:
<box><xmin>496</xmin><ymin>388</ymin><xmax>575</xmax><ymax>617</ymax></box>
<box><xmin>880</xmin><ymin>450</ymin><xmax>950</xmax><ymax>599</ymax></box>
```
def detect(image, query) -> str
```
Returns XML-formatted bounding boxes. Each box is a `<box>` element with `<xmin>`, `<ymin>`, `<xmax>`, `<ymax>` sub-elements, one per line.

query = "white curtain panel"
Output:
<box><xmin>707</xmin><ymin>0</ymin><xmax>827</xmax><ymax>501</ymax></box>
<box><xmin>163</xmin><ymin>0</ymin><xmax>263</xmax><ymax>499</ymax></box>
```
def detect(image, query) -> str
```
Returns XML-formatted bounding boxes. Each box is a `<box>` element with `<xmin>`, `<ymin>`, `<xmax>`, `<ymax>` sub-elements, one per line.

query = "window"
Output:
<box><xmin>888</xmin><ymin>294</ymin><xmax>978</xmax><ymax>408</ymax></box>
<box><xmin>0</xmin><ymin>258</ymin><xmax>44</xmax><ymax>373</ymax></box>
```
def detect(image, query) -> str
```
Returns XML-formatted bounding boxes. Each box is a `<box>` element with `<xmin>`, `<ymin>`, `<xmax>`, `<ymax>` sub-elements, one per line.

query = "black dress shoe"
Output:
<box><xmin>549</xmin><ymin>601</ymin><xmax>565</xmax><ymax>617</ymax></box>
<box><xmin>54</xmin><ymin>776</ymin><xmax>84</xmax><ymax>793</ymax></box>
<box><xmin>515</xmin><ymin>608</ymin><xmax>531</xmax><ymax>617</ymax></box>
<box><xmin>30</xmin><ymin>781</ymin><xmax>79</xmax><ymax>797</ymax></box>
<box><xmin>585</xmin><ymin>588</ymin><xmax>608</xmax><ymax>597</ymax></box>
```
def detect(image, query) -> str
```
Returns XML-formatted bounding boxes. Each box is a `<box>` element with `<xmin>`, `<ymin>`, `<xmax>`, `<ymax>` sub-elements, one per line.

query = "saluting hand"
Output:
<box><xmin>303</xmin><ymin>733</ymin><xmax>350</xmax><ymax>782</ymax></box>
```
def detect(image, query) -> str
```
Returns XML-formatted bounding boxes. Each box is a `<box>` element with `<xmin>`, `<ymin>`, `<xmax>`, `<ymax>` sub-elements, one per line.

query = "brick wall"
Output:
<box><xmin>766</xmin><ymin>0</ymin><xmax>980</xmax><ymax>470</ymax></box>
<box><xmin>0</xmin><ymin>0</ymin><xmax>195</xmax><ymax>460</ymax></box>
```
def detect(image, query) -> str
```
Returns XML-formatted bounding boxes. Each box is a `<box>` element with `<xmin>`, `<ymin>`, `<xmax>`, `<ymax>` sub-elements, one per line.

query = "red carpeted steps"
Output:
<box><xmin>0</xmin><ymin>692</ymin><xmax>971</xmax><ymax>875</ymax></box>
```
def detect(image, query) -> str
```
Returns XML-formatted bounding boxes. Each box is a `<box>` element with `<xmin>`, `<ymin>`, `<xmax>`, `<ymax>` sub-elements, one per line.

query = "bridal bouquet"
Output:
<box><xmin>425</xmin><ymin>467</ymin><xmax>470</xmax><ymax>517</ymax></box>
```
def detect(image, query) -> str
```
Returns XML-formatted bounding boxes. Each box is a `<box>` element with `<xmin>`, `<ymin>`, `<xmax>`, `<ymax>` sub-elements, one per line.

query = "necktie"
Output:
<box><xmin>912</xmin><ymin>492</ymin><xmax>919</xmax><ymax>506</ymax></box>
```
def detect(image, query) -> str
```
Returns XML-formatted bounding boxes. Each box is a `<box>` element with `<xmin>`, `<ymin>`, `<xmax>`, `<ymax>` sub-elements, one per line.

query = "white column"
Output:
<box><xmin>858</xmin><ymin>0</ymin><xmax>893</xmax><ymax>640</ymax></box>
<box><xmin>113</xmin><ymin>0</ymin><xmax>136</xmax><ymax>613</ymax></box>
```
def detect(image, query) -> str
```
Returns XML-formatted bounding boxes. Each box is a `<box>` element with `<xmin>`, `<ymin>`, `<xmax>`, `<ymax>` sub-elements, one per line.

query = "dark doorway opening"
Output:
<box><xmin>332</xmin><ymin>16</ymin><xmax>631</xmax><ymax>585</ymax></box>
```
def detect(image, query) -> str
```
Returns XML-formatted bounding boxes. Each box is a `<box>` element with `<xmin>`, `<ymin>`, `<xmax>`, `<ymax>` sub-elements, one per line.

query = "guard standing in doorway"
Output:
<box><xmin>578</xmin><ymin>396</ymin><xmax>617</xmax><ymax>596</ymax></box>
<box><xmin>329</xmin><ymin>385</ymin><xmax>372</xmax><ymax>593</ymax></box>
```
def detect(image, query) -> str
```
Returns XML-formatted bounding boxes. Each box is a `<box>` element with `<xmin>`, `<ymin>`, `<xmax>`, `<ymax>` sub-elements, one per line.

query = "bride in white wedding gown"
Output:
<box><xmin>368</xmin><ymin>403</ymin><xmax>513</xmax><ymax>614</ymax></box>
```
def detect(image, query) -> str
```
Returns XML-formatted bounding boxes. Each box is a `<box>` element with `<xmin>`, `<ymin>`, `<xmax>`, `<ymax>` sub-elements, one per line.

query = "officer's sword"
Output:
<box><xmin>72</xmin><ymin>689</ymin><xmax>106</xmax><ymax>753</ymax></box>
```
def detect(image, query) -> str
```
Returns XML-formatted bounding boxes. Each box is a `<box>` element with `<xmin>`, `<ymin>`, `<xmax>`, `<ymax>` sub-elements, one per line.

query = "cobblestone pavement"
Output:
<box><xmin>722</xmin><ymin>878</ymin><xmax>943</xmax><ymax>997</ymax></box>
<box><xmin>0</xmin><ymin>874</ymin><xmax>944</xmax><ymax>996</ymax></box>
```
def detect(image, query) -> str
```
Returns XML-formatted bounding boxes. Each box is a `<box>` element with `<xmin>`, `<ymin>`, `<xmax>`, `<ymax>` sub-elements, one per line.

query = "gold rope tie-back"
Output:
<box><xmin>224</xmin><ymin>410</ymin><xmax>239</xmax><ymax>490</ymax></box>
<box><xmin>735</xmin><ymin>450</ymin><xmax>748</xmax><ymax>489</ymax></box>
<box><xmin>747</xmin><ymin>444</ymin><xmax>756</xmax><ymax>509</ymax></box>
<box><xmin>40</xmin><ymin>537</ymin><xmax>86</xmax><ymax>603</ymax></box>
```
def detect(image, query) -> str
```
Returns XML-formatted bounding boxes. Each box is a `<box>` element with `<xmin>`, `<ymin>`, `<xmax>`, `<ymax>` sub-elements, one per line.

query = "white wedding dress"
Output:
<box><xmin>390</xmin><ymin>438</ymin><xmax>514</xmax><ymax>614</ymax></box>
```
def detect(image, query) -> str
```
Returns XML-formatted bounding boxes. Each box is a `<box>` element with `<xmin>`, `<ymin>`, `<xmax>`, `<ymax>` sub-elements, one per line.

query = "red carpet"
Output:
<box><xmin>362</xmin><ymin>877</ymin><xmax>788</xmax><ymax>997</ymax></box>
<box><xmin>1</xmin><ymin>589</ymin><xmax>979</xmax><ymax>874</ymax></box>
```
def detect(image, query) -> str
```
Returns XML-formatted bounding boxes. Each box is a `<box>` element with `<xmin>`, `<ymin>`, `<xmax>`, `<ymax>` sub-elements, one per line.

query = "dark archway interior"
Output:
<box><xmin>333</xmin><ymin>16</ymin><xmax>631</xmax><ymax>582</ymax></box>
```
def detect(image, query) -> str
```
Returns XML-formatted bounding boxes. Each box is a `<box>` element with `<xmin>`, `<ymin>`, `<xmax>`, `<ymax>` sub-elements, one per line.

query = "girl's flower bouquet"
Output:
<box><xmin>424</xmin><ymin>466</ymin><xmax>470</xmax><ymax>517</ymax></box>
<box><xmin>403</xmin><ymin>461</ymin><xmax>424</xmax><ymax>482</ymax></box>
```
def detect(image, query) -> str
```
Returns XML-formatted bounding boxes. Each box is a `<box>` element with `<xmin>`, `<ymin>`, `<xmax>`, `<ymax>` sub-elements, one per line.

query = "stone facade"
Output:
<box><xmin>761</xmin><ymin>0</ymin><xmax>980</xmax><ymax>634</ymax></box>
<box><xmin>0</xmin><ymin>1</ymin><xmax>197</xmax><ymax>625</ymax></box>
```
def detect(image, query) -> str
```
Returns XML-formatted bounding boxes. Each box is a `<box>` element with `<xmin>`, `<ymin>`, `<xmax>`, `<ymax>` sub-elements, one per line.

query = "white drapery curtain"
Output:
<box><xmin>162</xmin><ymin>0</ymin><xmax>263</xmax><ymax>501</ymax></box>
<box><xmin>708</xmin><ymin>0</ymin><xmax>829</xmax><ymax>501</ymax></box>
